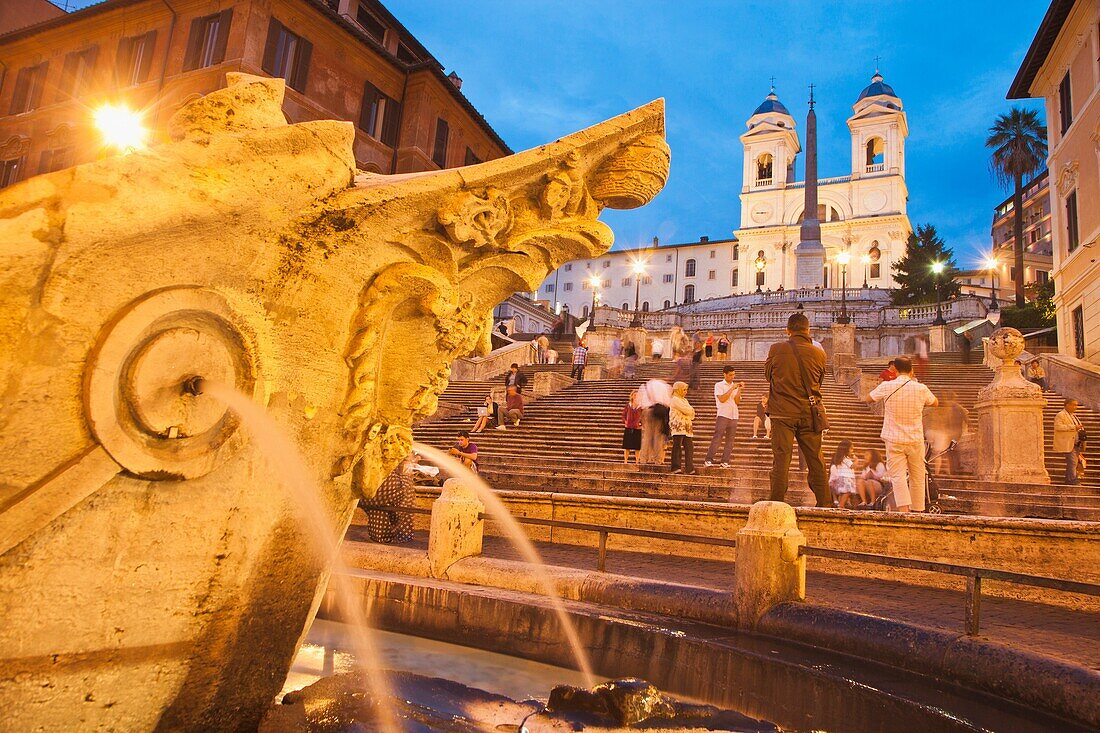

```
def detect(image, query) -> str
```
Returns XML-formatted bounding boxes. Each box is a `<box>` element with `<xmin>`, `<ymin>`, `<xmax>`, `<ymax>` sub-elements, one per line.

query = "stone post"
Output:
<box><xmin>928</xmin><ymin>324</ymin><xmax>950</xmax><ymax>353</ymax></box>
<box><xmin>427</xmin><ymin>478</ymin><xmax>485</xmax><ymax>577</ymax></box>
<box><xmin>974</xmin><ymin>328</ymin><xmax>1050</xmax><ymax>484</ymax></box>
<box><xmin>830</xmin><ymin>322</ymin><xmax>858</xmax><ymax>380</ymax></box>
<box><xmin>732</xmin><ymin>501</ymin><xmax>806</xmax><ymax>628</ymax></box>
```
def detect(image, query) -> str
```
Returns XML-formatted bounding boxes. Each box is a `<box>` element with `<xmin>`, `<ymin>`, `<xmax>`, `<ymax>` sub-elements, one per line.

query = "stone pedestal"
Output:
<box><xmin>732</xmin><ymin>501</ymin><xmax>806</xmax><ymax>629</ymax></box>
<box><xmin>974</xmin><ymin>328</ymin><xmax>1050</xmax><ymax>484</ymax></box>
<box><xmin>830</xmin><ymin>323</ymin><xmax>858</xmax><ymax>381</ymax></box>
<box><xmin>427</xmin><ymin>479</ymin><xmax>485</xmax><ymax>577</ymax></box>
<box><xmin>795</xmin><ymin>244</ymin><xmax>825</xmax><ymax>289</ymax></box>
<box><xmin>928</xmin><ymin>324</ymin><xmax>951</xmax><ymax>353</ymax></box>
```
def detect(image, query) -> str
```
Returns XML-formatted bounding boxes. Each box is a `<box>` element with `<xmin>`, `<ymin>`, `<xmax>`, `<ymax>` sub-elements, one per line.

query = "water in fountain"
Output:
<box><xmin>411</xmin><ymin>441</ymin><xmax>597</xmax><ymax>687</ymax></box>
<box><xmin>203</xmin><ymin>382</ymin><xmax>400</xmax><ymax>733</ymax></box>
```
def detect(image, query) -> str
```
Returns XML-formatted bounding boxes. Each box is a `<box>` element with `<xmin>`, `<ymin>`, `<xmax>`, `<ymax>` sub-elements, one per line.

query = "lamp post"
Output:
<box><xmin>754</xmin><ymin>254</ymin><xmax>766</xmax><ymax>294</ymax></box>
<box><xmin>630</xmin><ymin>259</ymin><xmax>646</xmax><ymax>327</ymax></box>
<box><xmin>931</xmin><ymin>261</ymin><xmax>946</xmax><ymax>325</ymax></box>
<box><xmin>985</xmin><ymin>255</ymin><xmax>1001</xmax><ymax>326</ymax></box>
<box><xmin>861</xmin><ymin>253</ymin><xmax>870</xmax><ymax>289</ymax></box>
<box><xmin>836</xmin><ymin>251</ymin><xmax>851</xmax><ymax>324</ymax></box>
<box><xmin>587</xmin><ymin>272</ymin><xmax>601</xmax><ymax>324</ymax></box>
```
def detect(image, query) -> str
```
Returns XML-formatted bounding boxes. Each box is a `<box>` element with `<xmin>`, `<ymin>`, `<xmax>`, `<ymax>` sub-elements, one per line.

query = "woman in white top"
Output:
<box><xmin>857</xmin><ymin>448</ymin><xmax>887</xmax><ymax>506</ymax></box>
<box><xmin>668</xmin><ymin>381</ymin><xmax>697</xmax><ymax>475</ymax></box>
<box><xmin>828</xmin><ymin>439</ymin><xmax>858</xmax><ymax>509</ymax></box>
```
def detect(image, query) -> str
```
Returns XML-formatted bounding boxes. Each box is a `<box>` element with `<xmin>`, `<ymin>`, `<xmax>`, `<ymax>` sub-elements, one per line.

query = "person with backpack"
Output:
<box><xmin>868</xmin><ymin>356</ymin><xmax>938</xmax><ymax>512</ymax></box>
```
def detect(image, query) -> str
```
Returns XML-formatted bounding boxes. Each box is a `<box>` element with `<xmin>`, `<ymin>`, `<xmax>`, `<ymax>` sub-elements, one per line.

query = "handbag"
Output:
<box><xmin>788</xmin><ymin>339</ymin><xmax>829</xmax><ymax>433</ymax></box>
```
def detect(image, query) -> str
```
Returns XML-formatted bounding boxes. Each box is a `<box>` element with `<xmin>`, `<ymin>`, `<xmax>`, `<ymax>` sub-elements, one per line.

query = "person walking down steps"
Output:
<box><xmin>669</xmin><ymin>381</ymin><xmax>697</xmax><ymax>475</ymax></box>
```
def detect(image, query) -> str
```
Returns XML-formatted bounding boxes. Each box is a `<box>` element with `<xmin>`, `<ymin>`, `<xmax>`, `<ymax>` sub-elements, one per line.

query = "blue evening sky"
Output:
<box><xmin>67</xmin><ymin>1</ymin><xmax>1050</xmax><ymax>267</ymax></box>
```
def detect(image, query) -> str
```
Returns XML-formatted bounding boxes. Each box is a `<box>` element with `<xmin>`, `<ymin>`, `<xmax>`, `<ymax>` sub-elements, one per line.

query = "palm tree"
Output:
<box><xmin>987</xmin><ymin>108</ymin><xmax>1047</xmax><ymax>308</ymax></box>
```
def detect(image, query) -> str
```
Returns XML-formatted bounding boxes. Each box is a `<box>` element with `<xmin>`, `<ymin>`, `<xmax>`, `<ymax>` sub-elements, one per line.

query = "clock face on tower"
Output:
<box><xmin>750</xmin><ymin>203</ymin><xmax>773</xmax><ymax>224</ymax></box>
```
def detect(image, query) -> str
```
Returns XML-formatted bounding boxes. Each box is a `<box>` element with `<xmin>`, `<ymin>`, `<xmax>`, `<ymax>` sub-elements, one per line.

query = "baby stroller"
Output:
<box><xmin>871</xmin><ymin>440</ymin><xmax>955</xmax><ymax>513</ymax></box>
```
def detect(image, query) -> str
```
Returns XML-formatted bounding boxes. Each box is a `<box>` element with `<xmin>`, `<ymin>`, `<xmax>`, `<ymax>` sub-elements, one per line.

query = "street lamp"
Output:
<box><xmin>630</xmin><ymin>259</ymin><xmax>647</xmax><ymax>327</ymax></box>
<box><xmin>836</xmin><ymin>251</ymin><xmax>851</xmax><ymax>324</ymax></box>
<box><xmin>754</xmin><ymin>254</ymin><xmax>766</xmax><ymax>293</ymax></box>
<box><xmin>94</xmin><ymin>103</ymin><xmax>147</xmax><ymax>153</ymax></box>
<box><xmin>860</xmin><ymin>253</ymin><xmax>871</xmax><ymax>289</ymax></box>
<box><xmin>931</xmin><ymin>261</ymin><xmax>947</xmax><ymax>325</ymax></box>
<box><xmin>587</xmin><ymin>272</ymin><xmax>601</xmax><ymax>323</ymax></box>
<box><xmin>985</xmin><ymin>255</ymin><xmax>1001</xmax><ymax>326</ymax></box>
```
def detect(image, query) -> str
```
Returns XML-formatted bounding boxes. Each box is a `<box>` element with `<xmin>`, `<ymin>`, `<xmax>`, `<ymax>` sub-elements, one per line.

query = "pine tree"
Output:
<box><xmin>890</xmin><ymin>224</ymin><xmax>962</xmax><ymax>305</ymax></box>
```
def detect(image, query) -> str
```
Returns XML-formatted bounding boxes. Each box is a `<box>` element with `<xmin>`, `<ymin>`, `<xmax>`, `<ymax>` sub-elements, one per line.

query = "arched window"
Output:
<box><xmin>642</xmin><ymin>301</ymin><xmax>650</xmax><ymax>311</ymax></box>
<box><xmin>732</xmin><ymin>270</ymin><xmax>739</xmax><ymax>287</ymax></box>
<box><xmin>663</xmin><ymin>299</ymin><xmax>671</xmax><ymax>309</ymax></box>
<box><xmin>685</xmin><ymin>258</ymin><xmax>696</xmax><ymax>277</ymax></box>
<box><xmin>755</xmin><ymin>269</ymin><xmax>765</xmax><ymax>287</ymax></box>
<box><xmin>865</xmin><ymin>137</ymin><xmax>885</xmax><ymax>169</ymax></box>
<box><xmin>582</xmin><ymin>305</ymin><xmax>589</xmax><ymax>317</ymax></box>
<box><xmin>622</xmin><ymin>302</ymin><xmax>629</xmax><ymax>310</ymax></box>
<box><xmin>756</xmin><ymin>153</ymin><xmax>773</xmax><ymax>183</ymax></box>
<box><xmin>684</xmin><ymin>284</ymin><xmax>695</xmax><ymax>303</ymax></box>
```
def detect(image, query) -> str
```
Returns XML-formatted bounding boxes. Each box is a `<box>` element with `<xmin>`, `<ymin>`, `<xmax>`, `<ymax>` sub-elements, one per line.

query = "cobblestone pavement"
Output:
<box><xmin>346</xmin><ymin>527</ymin><xmax>1100</xmax><ymax>670</ymax></box>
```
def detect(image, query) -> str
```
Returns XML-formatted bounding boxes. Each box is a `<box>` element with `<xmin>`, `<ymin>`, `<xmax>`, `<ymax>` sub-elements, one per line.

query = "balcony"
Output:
<box><xmin>865</xmin><ymin>163</ymin><xmax>886</xmax><ymax>173</ymax></box>
<box><xmin>754</xmin><ymin>177</ymin><xmax>773</xmax><ymax>188</ymax></box>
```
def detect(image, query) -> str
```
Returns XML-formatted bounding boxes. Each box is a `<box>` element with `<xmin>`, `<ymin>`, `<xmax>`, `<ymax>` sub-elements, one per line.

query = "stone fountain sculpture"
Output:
<box><xmin>0</xmin><ymin>73</ymin><xmax>669</xmax><ymax>731</ymax></box>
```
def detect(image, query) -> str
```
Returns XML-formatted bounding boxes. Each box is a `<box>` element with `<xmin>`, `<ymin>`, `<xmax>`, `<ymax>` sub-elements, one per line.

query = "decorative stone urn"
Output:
<box><xmin>974</xmin><ymin>327</ymin><xmax>1049</xmax><ymax>484</ymax></box>
<box><xmin>0</xmin><ymin>74</ymin><xmax>669</xmax><ymax>731</ymax></box>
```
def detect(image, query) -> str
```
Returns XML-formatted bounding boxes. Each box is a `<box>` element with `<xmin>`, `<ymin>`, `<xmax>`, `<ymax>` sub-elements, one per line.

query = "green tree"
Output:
<box><xmin>1001</xmin><ymin>279</ymin><xmax>1056</xmax><ymax>330</ymax></box>
<box><xmin>986</xmin><ymin>108</ymin><xmax>1048</xmax><ymax>308</ymax></box>
<box><xmin>891</xmin><ymin>224</ymin><xmax>962</xmax><ymax>305</ymax></box>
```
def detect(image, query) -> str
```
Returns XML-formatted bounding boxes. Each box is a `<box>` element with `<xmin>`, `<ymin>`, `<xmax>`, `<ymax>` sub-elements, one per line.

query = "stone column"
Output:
<box><xmin>427</xmin><ymin>479</ymin><xmax>485</xmax><ymax>577</ymax></box>
<box><xmin>974</xmin><ymin>328</ymin><xmax>1050</xmax><ymax>484</ymax></box>
<box><xmin>830</xmin><ymin>323</ymin><xmax>858</xmax><ymax>380</ymax></box>
<box><xmin>732</xmin><ymin>501</ymin><xmax>806</xmax><ymax>629</ymax></box>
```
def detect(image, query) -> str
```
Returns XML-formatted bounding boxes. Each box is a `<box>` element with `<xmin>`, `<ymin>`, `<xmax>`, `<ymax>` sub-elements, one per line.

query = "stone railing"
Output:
<box><xmin>450</xmin><ymin>340</ymin><xmax>535</xmax><ymax>382</ymax></box>
<box><xmin>884</xmin><ymin>297</ymin><xmax>988</xmax><ymax>325</ymax></box>
<box><xmin>592</xmin><ymin>307</ymin><xmax>680</xmax><ymax>329</ymax></box>
<box><xmin>1041</xmin><ymin>353</ymin><xmax>1100</xmax><ymax>413</ymax></box>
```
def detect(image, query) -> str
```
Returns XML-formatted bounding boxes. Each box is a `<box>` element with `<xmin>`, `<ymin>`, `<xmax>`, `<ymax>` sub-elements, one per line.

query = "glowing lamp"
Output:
<box><xmin>94</xmin><ymin>103</ymin><xmax>147</xmax><ymax>153</ymax></box>
<box><xmin>588</xmin><ymin>273</ymin><xmax>601</xmax><ymax>288</ymax></box>
<box><xmin>931</xmin><ymin>261</ymin><xmax>945</xmax><ymax>275</ymax></box>
<box><xmin>861</xmin><ymin>254</ymin><xmax>871</xmax><ymax>265</ymax></box>
<box><xmin>836</xmin><ymin>251</ymin><xmax>850</xmax><ymax>266</ymax></box>
<box><xmin>631</xmin><ymin>259</ymin><xmax>647</xmax><ymax>276</ymax></box>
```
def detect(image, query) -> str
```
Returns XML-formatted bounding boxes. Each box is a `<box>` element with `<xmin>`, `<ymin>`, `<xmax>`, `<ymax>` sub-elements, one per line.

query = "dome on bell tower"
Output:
<box><xmin>855</xmin><ymin>71</ymin><xmax>901</xmax><ymax>110</ymax></box>
<box><xmin>752</xmin><ymin>91</ymin><xmax>791</xmax><ymax>116</ymax></box>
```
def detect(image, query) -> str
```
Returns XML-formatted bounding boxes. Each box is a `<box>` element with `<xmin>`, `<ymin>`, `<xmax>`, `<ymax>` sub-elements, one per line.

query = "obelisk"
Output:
<box><xmin>795</xmin><ymin>85</ymin><xmax>825</xmax><ymax>288</ymax></box>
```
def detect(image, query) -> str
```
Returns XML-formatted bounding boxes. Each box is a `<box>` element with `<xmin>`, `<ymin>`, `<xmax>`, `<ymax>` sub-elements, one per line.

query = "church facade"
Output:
<box><xmin>535</xmin><ymin>72</ymin><xmax>913</xmax><ymax>316</ymax></box>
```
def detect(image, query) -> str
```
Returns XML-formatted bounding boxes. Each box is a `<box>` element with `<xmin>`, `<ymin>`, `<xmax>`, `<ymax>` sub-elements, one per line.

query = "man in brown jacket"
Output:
<box><xmin>764</xmin><ymin>312</ymin><xmax>831</xmax><ymax>506</ymax></box>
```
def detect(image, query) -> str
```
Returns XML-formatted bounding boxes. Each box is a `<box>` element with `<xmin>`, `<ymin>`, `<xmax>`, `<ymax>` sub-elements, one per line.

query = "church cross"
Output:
<box><xmin>769</xmin><ymin>75</ymin><xmax>776</xmax><ymax>92</ymax></box>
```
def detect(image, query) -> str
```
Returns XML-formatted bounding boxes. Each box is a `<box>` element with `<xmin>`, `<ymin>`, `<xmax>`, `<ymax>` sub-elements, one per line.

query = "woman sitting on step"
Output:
<box><xmin>471</xmin><ymin>394</ymin><xmax>499</xmax><ymax>433</ymax></box>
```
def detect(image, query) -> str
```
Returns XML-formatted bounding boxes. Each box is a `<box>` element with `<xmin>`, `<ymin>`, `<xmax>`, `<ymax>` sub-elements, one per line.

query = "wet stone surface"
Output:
<box><xmin>260</xmin><ymin>672</ymin><xmax>778</xmax><ymax>732</ymax></box>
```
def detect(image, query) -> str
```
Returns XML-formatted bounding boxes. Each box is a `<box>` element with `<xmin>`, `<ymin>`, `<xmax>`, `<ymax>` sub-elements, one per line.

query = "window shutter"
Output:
<box><xmin>9</xmin><ymin>67</ymin><xmax>30</xmax><ymax>114</ymax></box>
<box><xmin>38</xmin><ymin>150</ymin><xmax>53</xmax><ymax>175</ymax></box>
<box><xmin>83</xmin><ymin>45</ymin><xmax>99</xmax><ymax>86</ymax></box>
<box><xmin>136</xmin><ymin>30</ymin><xmax>157</xmax><ymax>83</ymax></box>
<box><xmin>27</xmin><ymin>64</ymin><xmax>46</xmax><ymax>110</ymax></box>
<box><xmin>115</xmin><ymin>36</ymin><xmax>133</xmax><ymax>86</ymax></box>
<box><xmin>58</xmin><ymin>53</ymin><xmax>79</xmax><ymax>100</ymax></box>
<box><xmin>380</xmin><ymin>97</ymin><xmax>401</xmax><ymax>147</ymax></box>
<box><xmin>290</xmin><ymin>37</ymin><xmax>312</xmax><ymax>92</ymax></box>
<box><xmin>212</xmin><ymin>8</ymin><xmax>233</xmax><ymax>65</ymax></box>
<box><xmin>358</xmin><ymin>81</ymin><xmax>380</xmax><ymax>133</ymax></box>
<box><xmin>261</xmin><ymin>18</ymin><xmax>282</xmax><ymax>75</ymax></box>
<box><xmin>182</xmin><ymin>16</ymin><xmax>205</xmax><ymax>71</ymax></box>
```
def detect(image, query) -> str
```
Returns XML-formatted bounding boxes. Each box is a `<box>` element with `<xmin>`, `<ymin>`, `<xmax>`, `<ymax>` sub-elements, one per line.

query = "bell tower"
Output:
<box><xmin>848</xmin><ymin>70</ymin><xmax>907</xmax><ymax>179</ymax></box>
<box><xmin>739</xmin><ymin>86</ymin><xmax>800</xmax><ymax>195</ymax></box>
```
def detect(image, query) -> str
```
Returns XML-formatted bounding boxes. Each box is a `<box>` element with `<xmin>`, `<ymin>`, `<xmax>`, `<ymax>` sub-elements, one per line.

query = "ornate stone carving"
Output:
<box><xmin>437</xmin><ymin>187</ymin><xmax>513</xmax><ymax>248</ymax></box>
<box><xmin>1056</xmin><ymin>160</ymin><xmax>1080</xmax><ymax>197</ymax></box>
<box><xmin>588</xmin><ymin>134</ymin><xmax>671</xmax><ymax>209</ymax></box>
<box><xmin>0</xmin><ymin>134</ymin><xmax>30</xmax><ymax>160</ymax></box>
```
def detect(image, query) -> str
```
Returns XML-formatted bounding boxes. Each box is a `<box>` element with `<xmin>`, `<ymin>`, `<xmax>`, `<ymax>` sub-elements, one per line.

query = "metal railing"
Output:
<box><xmin>799</xmin><ymin>546</ymin><xmax>1100</xmax><ymax>636</ymax></box>
<box><xmin>355</xmin><ymin>504</ymin><xmax>1099</xmax><ymax>636</ymax></box>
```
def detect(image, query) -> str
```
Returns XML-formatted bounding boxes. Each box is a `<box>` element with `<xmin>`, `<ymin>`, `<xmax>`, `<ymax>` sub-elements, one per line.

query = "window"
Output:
<box><xmin>602</xmin><ymin>279</ymin><xmax>611</xmax><ymax>288</ymax></box>
<box><xmin>432</xmin><ymin>118</ymin><xmax>449</xmax><ymax>168</ymax></box>
<box><xmin>709</xmin><ymin>250</ymin><xmax>716</xmax><ymax>259</ymax></box>
<box><xmin>1058</xmin><ymin>71</ymin><xmax>1073</xmax><ymax>135</ymax></box>
<box><xmin>642</xmin><ymin>301</ymin><xmax>650</xmax><ymax>311</ymax></box>
<box><xmin>582</xmin><ymin>305</ymin><xmax>589</xmax><ymax>318</ymax></box>
<box><xmin>183</xmin><ymin>9</ymin><xmax>232</xmax><ymax>71</ymax></box>
<box><xmin>622</xmin><ymin>277</ymin><xmax>631</xmax><ymax>287</ymax></box>
<box><xmin>870</xmin><ymin>263</ymin><xmax>881</xmax><ymax>279</ymax></box>
<box><xmin>564</xmin><ymin>264</ymin><xmax>572</xmax><ymax>271</ymax></box>
<box><xmin>683</xmin><ymin>284</ymin><xmax>695</xmax><ymax>303</ymax></box>
<box><xmin>663</xmin><ymin>300</ymin><xmax>671</xmax><ymax>309</ymax></box>
<box><xmin>396</xmin><ymin>43</ymin><xmax>418</xmax><ymax>64</ymax></box>
<box><xmin>642</xmin><ymin>276</ymin><xmax>652</xmax><ymax>285</ymax></box>
<box><xmin>662</xmin><ymin>274</ymin><xmax>673</xmax><ymax>283</ymax></box>
<box><xmin>262</xmin><ymin>20</ymin><xmax>312</xmax><ymax>93</ymax></box>
<box><xmin>581</xmin><ymin>281</ymin><xmax>590</xmax><ymax>290</ymax></box>
<box><xmin>732</xmin><ymin>245</ymin><xmax>739</xmax><ymax>260</ymax></box>
<box><xmin>57</xmin><ymin>47</ymin><xmax>97</xmax><ymax>100</ymax></box>
<box><xmin>116</xmin><ymin>31</ymin><xmax>157</xmax><ymax>87</ymax></box>
<box><xmin>9</xmin><ymin>62</ymin><xmax>48</xmax><ymax>114</ymax></box>
<box><xmin>1072</xmin><ymin>305</ymin><xmax>1085</xmax><ymax>359</ymax></box>
<box><xmin>621</xmin><ymin>302</ymin><xmax>629</xmax><ymax>310</ymax></box>
<box><xmin>732</xmin><ymin>270</ymin><xmax>738</xmax><ymax>287</ymax></box>
<box><xmin>666</xmin><ymin>254</ymin><xmax>672</xmax><ymax>262</ymax></box>
<box><xmin>1037</xmin><ymin>270</ymin><xmax>1049</xmax><ymax>284</ymax></box>
<box><xmin>685</xmin><ymin>258</ymin><xmax>696</xmax><ymax>277</ymax></box>
<box><xmin>356</xmin><ymin>5</ymin><xmax>386</xmax><ymax>42</ymax></box>
<box><xmin>756</xmin><ymin>153</ymin><xmax>773</xmax><ymax>183</ymax></box>
<box><xmin>358</xmin><ymin>81</ymin><xmax>401</xmax><ymax>146</ymax></box>
<box><xmin>0</xmin><ymin>157</ymin><xmax>25</xmax><ymax>188</ymax></box>
<box><xmin>38</xmin><ymin>146</ymin><xmax>73</xmax><ymax>174</ymax></box>
<box><xmin>708</xmin><ymin>270</ymin><xmax>716</xmax><ymax>280</ymax></box>
<box><xmin>544</xmin><ymin>284</ymin><xmax>555</xmax><ymax>292</ymax></box>
<box><xmin>755</xmin><ymin>270</ymin><xmax>765</xmax><ymax>287</ymax></box>
<box><xmin>1066</xmin><ymin>191</ymin><xmax>1080</xmax><ymax>253</ymax></box>
<box><xmin>563</xmin><ymin>282</ymin><xmax>573</xmax><ymax>291</ymax></box>
<box><xmin>602</xmin><ymin>260</ymin><xmax>610</xmax><ymax>268</ymax></box>
<box><xmin>464</xmin><ymin>147</ymin><xmax>481</xmax><ymax>166</ymax></box>
<box><xmin>865</xmin><ymin>137</ymin><xmax>885</xmax><ymax>167</ymax></box>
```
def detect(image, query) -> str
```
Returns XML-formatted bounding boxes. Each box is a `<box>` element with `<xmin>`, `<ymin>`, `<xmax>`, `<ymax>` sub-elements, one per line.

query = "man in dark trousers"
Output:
<box><xmin>765</xmin><ymin>312</ymin><xmax>831</xmax><ymax>506</ymax></box>
<box><xmin>504</xmin><ymin>363</ymin><xmax>528</xmax><ymax>393</ymax></box>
